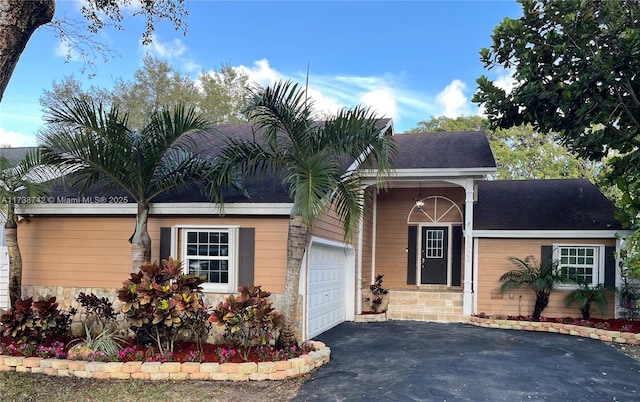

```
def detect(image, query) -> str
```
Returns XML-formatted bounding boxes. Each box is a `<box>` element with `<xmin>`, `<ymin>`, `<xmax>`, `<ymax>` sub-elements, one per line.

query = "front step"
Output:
<box><xmin>385</xmin><ymin>289</ymin><xmax>467</xmax><ymax>322</ymax></box>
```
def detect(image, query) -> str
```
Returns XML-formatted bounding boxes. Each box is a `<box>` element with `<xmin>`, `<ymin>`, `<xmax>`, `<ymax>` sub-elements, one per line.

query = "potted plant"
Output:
<box><xmin>363</xmin><ymin>275</ymin><xmax>389</xmax><ymax>313</ymax></box>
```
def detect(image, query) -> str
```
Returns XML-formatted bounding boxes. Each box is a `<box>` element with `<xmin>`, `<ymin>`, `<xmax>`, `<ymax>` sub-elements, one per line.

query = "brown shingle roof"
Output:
<box><xmin>474</xmin><ymin>179</ymin><xmax>621</xmax><ymax>231</ymax></box>
<box><xmin>390</xmin><ymin>131</ymin><xmax>496</xmax><ymax>169</ymax></box>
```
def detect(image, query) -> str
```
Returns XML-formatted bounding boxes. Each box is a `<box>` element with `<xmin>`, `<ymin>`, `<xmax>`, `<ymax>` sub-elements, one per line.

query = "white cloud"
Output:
<box><xmin>162</xmin><ymin>56</ymin><xmax>482</xmax><ymax>131</ymax></box>
<box><xmin>0</xmin><ymin>128</ymin><xmax>37</xmax><ymax>147</ymax></box>
<box><xmin>141</xmin><ymin>34</ymin><xmax>200</xmax><ymax>73</ymax></box>
<box><xmin>236</xmin><ymin>59</ymin><xmax>282</xmax><ymax>87</ymax></box>
<box><xmin>360</xmin><ymin>86</ymin><xmax>397</xmax><ymax>120</ymax></box>
<box><xmin>436</xmin><ymin>79</ymin><xmax>472</xmax><ymax>117</ymax></box>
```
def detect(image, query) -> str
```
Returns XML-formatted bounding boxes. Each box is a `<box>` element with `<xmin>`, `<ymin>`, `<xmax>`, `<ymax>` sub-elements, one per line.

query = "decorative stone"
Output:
<box><xmin>159</xmin><ymin>362</ymin><xmax>181</xmax><ymax>373</ymax></box>
<box><xmin>249</xmin><ymin>372</ymin><xmax>268</xmax><ymax>381</ymax></box>
<box><xmin>238</xmin><ymin>362</ymin><xmax>257</xmax><ymax>374</ymax></box>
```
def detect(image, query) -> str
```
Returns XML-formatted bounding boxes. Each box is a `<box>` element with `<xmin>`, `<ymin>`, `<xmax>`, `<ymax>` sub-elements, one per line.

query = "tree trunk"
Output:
<box><xmin>280</xmin><ymin>215</ymin><xmax>310</xmax><ymax>346</ymax></box>
<box><xmin>129</xmin><ymin>201</ymin><xmax>152</xmax><ymax>272</ymax></box>
<box><xmin>5</xmin><ymin>201</ymin><xmax>21</xmax><ymax>306</ymax></box>
<box><xmin>533</xmin><ymin>291</ymin><xmax>550</xmax><ymax>321</ymax></box>
<box><xmin>0</xmin><ymin>0</ymin><xmax>55</xmax><ymax>102</ymax></box>
<box><xmin>581</xmin><ymin>303</ymin><xmax>591</xmax><ymax>320</ymax></box>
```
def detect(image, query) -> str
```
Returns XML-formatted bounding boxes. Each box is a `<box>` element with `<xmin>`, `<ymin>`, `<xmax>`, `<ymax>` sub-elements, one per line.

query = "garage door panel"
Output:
<box><xmin>308</xmin><ymin>244</ymin><xmax>347</xmax><ymax>339</ymax></box>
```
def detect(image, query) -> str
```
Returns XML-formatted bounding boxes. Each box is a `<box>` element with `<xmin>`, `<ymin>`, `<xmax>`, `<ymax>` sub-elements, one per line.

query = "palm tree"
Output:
<box><xmin>39</xmin><ymin>98</ymin><xmax>235</xmax><ymax>271</ymax></box>
<box><xmin>0</xmin><ymin>149</ymin><xmax>50</xmax><ymax>305</ymax></box>
<box><xmin>219</xmin><ymin>80</ymin><xmax>395</xmax><ymax>344</ymax></box>
<box><xmin>500</xmin><ymin>255</ymin><xmax>567</xmax><ymax>320</ymax></box>
<box><xmin>564</xmin><ymin>282</ymin><xmax>610</xmax><ymax>320</ymax></box>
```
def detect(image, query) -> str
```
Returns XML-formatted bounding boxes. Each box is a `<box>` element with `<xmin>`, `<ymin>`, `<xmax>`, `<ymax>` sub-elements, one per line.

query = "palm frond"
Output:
<box><xmin>231</xmin><ymin>79</ymin><xmax>395</xmax><ymax>240</ymax></box>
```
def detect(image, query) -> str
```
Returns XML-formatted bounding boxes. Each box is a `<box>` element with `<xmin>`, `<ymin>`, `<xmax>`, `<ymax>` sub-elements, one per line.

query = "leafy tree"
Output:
<box><xmin>0</xmin><ymin>149</ymin><xmax>50</xmax><ymax>305</ymax></box>
<box><xmin>111</xmin><ymin>55</ymin><xmax>201</xmax><ymax>131</ymax></box>
<box><xmin>40</xmin><ymin>56</ymin><xmax>250</xmax><ymax>131</ymax></box>
<box><xmin>473</xmin><ymin>0</ymin><xmax>640</xmax><ymax>226</ymax></box>
<box><xmin>405</xmin><ymin>116</ymin><xmax>486</xmax><ymax>133</ymax></box>
<box><xmin>0</xmin><ymin>0</ymin><xmax>188</xmax><ymax>102</ymax></box>
<box><xmin>39</xmin><ymin>98</ymin><xmax>235</xmax><ymax>271</ymax></box>
<box><xmin>407</xmin><ymin>116</ymin><xmax>598</xmax><ymax>180</ymax></box>
<box><xmin>39</xmin><ymin>76</ymin><xmax>110</xmax><ymax>113</ymax></box>
<box><xmin>499</xmin><ymin>255</ymin><xmax>567</xmax><ymax>320</ymax></box>
<box><xmin>219</xmin><ymin>80</ymin><xmax>395</xmax><ymax>345</ymax></box>
<box><xmin>197</xmin><ymin>64</ymin><xmax>250</xmax><ymax>124</ymax></box>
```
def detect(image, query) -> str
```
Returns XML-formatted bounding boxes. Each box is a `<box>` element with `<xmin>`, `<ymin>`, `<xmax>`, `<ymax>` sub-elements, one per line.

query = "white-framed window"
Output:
<box><xmin>554</xmin><ymin>244</ymin><xmax>605</xmax><ymax>287</ymax></box>
<box><xmin>181</xmin><ymin>226</ymin><xmax>239</xmax><ymax>293</ymax></box>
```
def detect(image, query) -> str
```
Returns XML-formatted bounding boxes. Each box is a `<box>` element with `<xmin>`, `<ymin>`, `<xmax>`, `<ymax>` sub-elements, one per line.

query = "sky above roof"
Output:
<box><xmin>0</xmin><ymin>0</ymin><xmax>522</xmax><ymax>147</ymax></box>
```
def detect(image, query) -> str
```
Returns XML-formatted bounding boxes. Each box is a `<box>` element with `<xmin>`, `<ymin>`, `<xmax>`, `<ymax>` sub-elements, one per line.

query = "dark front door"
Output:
<box><xmin>421</xmin><ymin>227</ymin><xmax>448</xmax><ymax>284</ymax></box>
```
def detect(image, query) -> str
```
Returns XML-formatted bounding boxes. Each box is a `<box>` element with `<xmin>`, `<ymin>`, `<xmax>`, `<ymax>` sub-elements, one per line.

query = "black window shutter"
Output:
<box><xmin>159</xmin><ymin>227</ymin><xmax>171</xmax><ymax>261</ymax></box>
<box><xmin>238</xmin><ymin>228</ymin><xmax>255</xmax><ymax>287</ymax></box>
<box><xmin>541</xmin><ymin>245</ymin><xmax>553</xmax><ymax>265</ymax></box>
<box><xmin>407</xmin><ymin>226</ymin><xmax>417</xmax><ymax>285</ymax></box>
<box><xmin>451</xmin><ymin>226</ymin><xmax>463</xmax><ymax>287</ymax></box>
<box><xmin>604</xmin><ymin>246</ymin><xmax>616</xmax><ymax>287</ymax></box>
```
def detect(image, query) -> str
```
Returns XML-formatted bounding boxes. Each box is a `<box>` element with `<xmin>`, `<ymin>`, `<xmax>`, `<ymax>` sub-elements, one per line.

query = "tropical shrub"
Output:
<box><xmin>364</xmin><ymin>274</ymin><xmax>389</xmax><ymax>312</ymax></box>
<box><xmin>0</xmin><ymin>296</ymin><xmax>75</xmax><ymax>343</ymax></box>
<box><xmin>76</xmin><ymin>292</ymin><xmax>118</xmax><ymax>333</ymax></box>
<box><xmin>617</xmin><ymin>267</ymin><xmax>640</xmax><ymax>320</ymax></box>
<box><xmin>68</xmin><ymin>325</ymin><xmax>128</xmax><ymax>361</ymax></box>
<box><xmin>499</xmin><ymin>255</ymin><xmax>568</xmax><ymax>320</ymax></box>
<box><xmin>117</xmin><ymin>257</ymin><xmax>207</xmax><ymax>355</ymax></box>
<box><xmin>564</xmin><ymin>282</ymin><xmax>610</xmax><ymax>320</ymax></box>
<box><xmin>209</xmin><ymin>285</ymin><xmax>283</xmax><ymax>361</ymax></box>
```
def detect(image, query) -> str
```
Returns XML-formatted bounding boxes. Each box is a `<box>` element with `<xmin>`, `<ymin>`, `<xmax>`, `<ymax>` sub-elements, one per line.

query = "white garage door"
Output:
<box><xmin>0</xmin><ymin>246</ymin><xmax>8</xmax><ymax>310</ymax></box>
<box><xmin>307</xmin><ymin>243</ymin><xmax>348</xmax><ymax>339</ymax></box>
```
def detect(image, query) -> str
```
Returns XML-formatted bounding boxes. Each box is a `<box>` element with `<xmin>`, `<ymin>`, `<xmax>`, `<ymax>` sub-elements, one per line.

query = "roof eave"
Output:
<box><xmin>18</xmin><ymin>202</ymin><xmax>294</xmax><ymax>216</ymax></box>
<box><xmin>360</xmin><ymin>167</ymin><xmax>497</xmax><ymax>182</ymax></box>
<box><xmin>473</xmin><ymin>229</ymin><xmax>632</xmax><ymax>238</ymax></box>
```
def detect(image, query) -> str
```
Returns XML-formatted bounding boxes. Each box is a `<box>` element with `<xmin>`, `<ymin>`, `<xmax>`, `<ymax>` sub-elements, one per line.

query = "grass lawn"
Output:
<box><xmin>0</xmin><ymin>371</ymin><xmax>307</xmax><ymax>402</ymax></box>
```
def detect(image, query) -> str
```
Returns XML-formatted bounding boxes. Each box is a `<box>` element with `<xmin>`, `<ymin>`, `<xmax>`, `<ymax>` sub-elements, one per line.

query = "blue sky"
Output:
<box><xmin>0</xmin><ymin>0</ymin><xmax>522</xmax><ymax>147</ymax></box>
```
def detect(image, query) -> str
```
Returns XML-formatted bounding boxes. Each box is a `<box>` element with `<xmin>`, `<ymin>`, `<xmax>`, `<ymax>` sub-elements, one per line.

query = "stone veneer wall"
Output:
<box><xmin>386</xmin><ymin>289</ymin><xmax>467</xmax><ymax>322</ymax></box>
<box><xmin>0</xmin><ymin>341</ymin><xmax>330</xmax><ymax>381</ymax></box>
<box><xmin>470</xmin><ymin>316</ymin><xmax>640</xmax><ymax>345</ymax></box>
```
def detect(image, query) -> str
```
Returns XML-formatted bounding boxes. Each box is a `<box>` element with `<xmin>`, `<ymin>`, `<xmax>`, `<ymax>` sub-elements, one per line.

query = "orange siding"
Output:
<box><xmin>19</xmin><ymin>215</ymin><xmax>289</xmax><ymax>293</ymax></box>
<box><xmin>476</xmin><ymin>238</ymin><xmax>616</xmax><ymax>318</ymax></box>
<box><xmin>375</xmin><ymin>187</ymin><xmax>465</xmax><ymax>289</ymax></box>
<box><xmin>310</xmin><ymin>205</ymin><xmax>344</xmax><ymax>243</ymax></box>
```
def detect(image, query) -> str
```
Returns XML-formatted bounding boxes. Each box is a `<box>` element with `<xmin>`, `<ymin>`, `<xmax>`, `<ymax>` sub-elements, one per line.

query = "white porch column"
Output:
<box><xmin>615</xmin><ymin>237</ymin><xmax>623</xmax><ymax>319</ymax></box>
<box><xmin>463</xmin><ymin>181</ymin><xmax>475</xmax><ymax>315</ymax></box>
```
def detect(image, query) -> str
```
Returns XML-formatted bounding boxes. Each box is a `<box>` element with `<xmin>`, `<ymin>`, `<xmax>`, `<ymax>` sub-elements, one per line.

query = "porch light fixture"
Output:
<box><xmin>414</xmin><ymin>182</ymin><xmax>424</xmax><ymax>210</ymax></box>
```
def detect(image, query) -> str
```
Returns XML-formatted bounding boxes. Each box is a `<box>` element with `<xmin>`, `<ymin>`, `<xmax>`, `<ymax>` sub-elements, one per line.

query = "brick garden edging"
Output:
<box><xmin>0</xmin><ymin>341</ymin><xmax>330</xmax><ymax>381</ymax></box>
<box><xmin>469</xmin><ymin>316</ymin><xmax>640</xmax><ymax>345</ymax></box>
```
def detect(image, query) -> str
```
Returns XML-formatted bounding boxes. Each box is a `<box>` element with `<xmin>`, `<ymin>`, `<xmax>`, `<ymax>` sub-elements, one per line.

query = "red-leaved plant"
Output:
<box><xmin>117</xmin><ymin>257</ymin><xmax>208</xmax><ymax>355</ymax></box>
<box><xmin>0</xmin><ymin>296</ymin><xmax>75</xmax><ymax>343</ymax></box>
<box><xmin>209</xmin><ymin>285</ymin><xmax>283</xmax><ymax>361</ymax></box>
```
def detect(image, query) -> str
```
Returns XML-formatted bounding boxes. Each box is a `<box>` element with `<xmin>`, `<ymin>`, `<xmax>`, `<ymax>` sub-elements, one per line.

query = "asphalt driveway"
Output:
<box><xmin>294</xmin><ymin>321</ymin><xmax>640</xmax><ymax>401</ymax></box>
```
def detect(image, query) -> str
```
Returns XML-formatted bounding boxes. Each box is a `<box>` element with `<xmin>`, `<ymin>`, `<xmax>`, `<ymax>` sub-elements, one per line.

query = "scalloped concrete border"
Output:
<box><xmin>0</xmin><ymin>340</ymin><xmax>330</xmax><ymax>381</ymax></box>
<box><xmin>470</xmin><ymin>316</ymin><xmax>640</xmax><ymax>345</ymax></box>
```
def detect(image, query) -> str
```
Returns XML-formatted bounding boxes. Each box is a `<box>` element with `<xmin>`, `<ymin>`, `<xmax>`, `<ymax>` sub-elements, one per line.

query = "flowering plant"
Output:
<box><xmin>185</xmin><ymin>350</ymin><xmax>202</xmax><ymax>362</ymax></box>
<box><xmin>36</xmin><ymin>341</ymin><xmax>66</xmax><ymax>358</ymax></box>
<box><xmin>216</xmin><ymin>347</ymin><xmax>237</xmax><ymax>363</ymax></box>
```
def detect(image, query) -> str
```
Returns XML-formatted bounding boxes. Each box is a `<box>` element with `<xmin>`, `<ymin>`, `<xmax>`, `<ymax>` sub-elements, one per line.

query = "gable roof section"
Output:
<box><xmin>474</xmin><ymin>179</ymin><xmax>622</xmax><ymax>231</ymax></box>
<box><xmin>390</xmin><ymin>131</ymin><xmax>496</xmax><ymax>169</ymax></box>
<box><xmin>0</xmin><ymin>147</ymin><xmax>34</xmax><ymax>164</ymax></box>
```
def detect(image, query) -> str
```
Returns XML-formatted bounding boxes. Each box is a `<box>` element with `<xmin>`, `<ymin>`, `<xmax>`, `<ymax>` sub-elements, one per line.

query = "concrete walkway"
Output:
<box><xmin>293</xmin><ymin>321</ymin><xmax>640</xmax><ymax>401</ymax></box>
